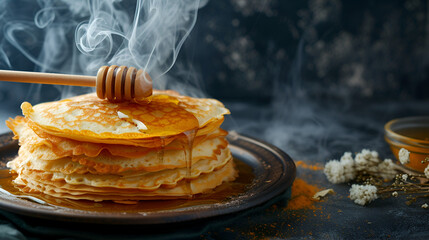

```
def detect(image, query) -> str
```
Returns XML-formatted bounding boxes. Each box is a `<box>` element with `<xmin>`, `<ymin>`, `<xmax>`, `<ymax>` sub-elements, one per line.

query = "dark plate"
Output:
<box><xmin>0</xmin><ymin>131</ymin><xmax>295</xmax><ymax>225</ymax></box>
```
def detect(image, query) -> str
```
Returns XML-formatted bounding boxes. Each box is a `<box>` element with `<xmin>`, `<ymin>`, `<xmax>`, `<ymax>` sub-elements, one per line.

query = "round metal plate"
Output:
<box><xmin>0</xmin><ymin>131</ymin><xmax>295</xmax><ymax>225</ymax></box>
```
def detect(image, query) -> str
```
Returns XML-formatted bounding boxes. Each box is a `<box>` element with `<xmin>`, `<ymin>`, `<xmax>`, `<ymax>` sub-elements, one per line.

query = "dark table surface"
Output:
<box><xmin>0</xmin><ymin>99</ymin><xmax>428</xmax><ymax>240</ymax></box>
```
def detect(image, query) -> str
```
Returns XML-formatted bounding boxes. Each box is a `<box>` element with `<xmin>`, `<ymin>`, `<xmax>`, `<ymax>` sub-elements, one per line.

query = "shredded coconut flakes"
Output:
<box><xmin>117</xmin><ymin>111</ymin><xmax>129</xmax><ymax>119</ymax></box>
<box><xmin>132</xmin><ymin>119</ymin><xmax>148</xmax><ymax>131</ymax></box>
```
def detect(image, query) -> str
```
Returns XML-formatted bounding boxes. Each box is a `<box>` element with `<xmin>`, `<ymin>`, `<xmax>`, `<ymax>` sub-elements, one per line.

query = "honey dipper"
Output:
<box><xmin>0</xmin><ymin>65</ymin><xmax>153</xmax><ymax>102</ymax></box>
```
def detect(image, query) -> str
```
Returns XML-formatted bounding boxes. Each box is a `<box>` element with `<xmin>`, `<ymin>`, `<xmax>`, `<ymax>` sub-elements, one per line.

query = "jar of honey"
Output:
<box><xmin>385</xmin><ymin>116</ymin><xmax>429</xmax><ymax>172</ymax></box>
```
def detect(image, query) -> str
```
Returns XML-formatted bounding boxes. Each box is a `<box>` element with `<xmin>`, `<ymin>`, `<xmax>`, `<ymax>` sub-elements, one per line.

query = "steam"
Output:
<box><xmin>75</xmin><ymin>0</ymin><xmax>202</xmax><ymax>78</ymax></box>
<box><xmin>0</xmin><ymin>0</ymin><xmax>206</xmax><ymax>95</ymax></box>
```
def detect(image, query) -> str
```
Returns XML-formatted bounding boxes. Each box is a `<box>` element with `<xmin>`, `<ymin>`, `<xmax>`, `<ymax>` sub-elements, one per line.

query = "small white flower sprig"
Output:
<box><xmin>324</xmin><ymin>148</ymin><xmax>429</xmax><ymax>206</ymax></box>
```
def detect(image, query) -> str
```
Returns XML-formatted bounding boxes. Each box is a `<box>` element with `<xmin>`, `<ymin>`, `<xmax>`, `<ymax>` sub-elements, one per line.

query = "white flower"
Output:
<box><xmin>378</xmin><ymin>159</ymin><xmax>396</xmax><ymax>181</ymax></box>
<box><xmin>355</xmin><ymin>149</ymin><xmax>380</xmax><ymax>172</ymax></box>
<box><xmin>349</xmin><ymin>184</ymin><xmax>378</xmax><ymax>206</ymax></box>
<box><xmin>398</xmin><ymin>148</ymin><xmax>410</xmax><ymax>165</ymax></box>
<box><xmin>424</xmin><ymin>165</ymin><xmax>429</xmax><ymax>179</ymax></box>
<box><xmin>340</xmin><ymin>152</ymin><xmax>353</xmax><ymax>162</ymax></box>
<box><xmin>401</xmin><ymin>174</ymin><xmax>408</xmax><ymax>182</ymax></box>
<box><xmin>422</xmin><ymin>203</ymin><xmax>428</xmax><ymax>209</ymax></box>
<box><xmin>360</xmin><ymin>149</ymin><xmax>379</xmax><ymax>160</ymax></box>
<box><xmin>392</xmin><ymin>191</ymin><xmax>398</xmax><ymax>197</ymax></box>
<box><xmin>354</xmin><ymin>153</ymin><xmax>368</xmax><ymax>171</ymax></box>
<box><xmin>370</xmin><ymin>150</ymin><xmax>379</xmax><ymax>158</ymax></box>
<box><xmin>340</xmin><ymin>152</ymin><xmax>356</xmax><ymax>181</ymax></box>
<box><xmin>324</xmin><ymin>160</ymin><xmax>347</xmax><ymax>184</ymax></box>
<box><xmin>361</xmin><ymin>149</ymin><xmax>372</xmax><ymax>158</ymax></box>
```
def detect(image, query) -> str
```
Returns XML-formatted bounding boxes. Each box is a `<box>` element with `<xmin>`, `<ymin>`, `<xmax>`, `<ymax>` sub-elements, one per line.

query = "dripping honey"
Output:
<box><xmin>182</xmin><ymin>129</ymin><xmax>197</xmax><ymax>197</ymax></box>
<box><xmin>0</xmin><ymin>159</ymin><xmax>252</xmax><ymax>213</ymax></box>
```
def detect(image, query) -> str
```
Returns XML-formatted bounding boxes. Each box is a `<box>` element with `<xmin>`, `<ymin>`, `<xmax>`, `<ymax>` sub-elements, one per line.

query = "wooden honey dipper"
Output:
<box><xmin>0</xmin><ymin>65</ymin><xmax>153</xmax><ymax>102</ymax></box>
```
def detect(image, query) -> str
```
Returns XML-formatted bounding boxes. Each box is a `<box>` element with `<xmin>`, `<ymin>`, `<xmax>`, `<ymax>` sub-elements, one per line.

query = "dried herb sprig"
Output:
<box><xmin>324</xmin><ymin>149</ymin><xmax>429</xmax><ymax>206</ymax></box>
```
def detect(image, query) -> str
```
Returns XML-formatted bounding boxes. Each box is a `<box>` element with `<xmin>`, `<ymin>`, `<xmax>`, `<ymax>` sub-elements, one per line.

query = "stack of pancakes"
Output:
<box><xmin>6</xmin><ymin>90</ymin><xmax>236</xmax><ymax>202</ymax></box>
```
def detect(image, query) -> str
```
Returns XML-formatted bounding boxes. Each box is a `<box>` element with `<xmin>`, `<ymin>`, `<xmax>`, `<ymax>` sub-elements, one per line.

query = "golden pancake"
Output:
<box><xmin>8</xmin><ymin>116</ymin><xmax>227</xmax><ymax>160</ymax></box>
<box><xmin>22</xmin><ymin>113</ymin><xmax>225</xmax><ymax>148</ymax></box>
<box><xmin>22</xmin><ymin>90</ymin><xmax>229</xmax><ymax>143</ymax></box>
<box><xmin>15</xmin><ymin>136</ymin><xmax>227</xmax><ymax>172</ymax></box>
<box><xmin>68</xmin><ymin>138</ymin><xmax>228</xmax><ymax>173</ymax></box>
<box><xmin>9</xmin><ymin>144</ymin><xmax>230</xmax><ymax>179</ymax></box>
<box><xmin>8</xmin><ymin>156</ymin><xmax>89</xmax><ymax>175</ymax></box>
<box><xmin>9</xmin><ymin>119</ymin><xmax>229</xmax><ymax>175</ymax></box>
<box><xmin>10</xmin><ymin>150</ymin><xmax>231</xmax><ymax>192</ymax></box>
<box><xmin>13</xmin><ymin>161</ymin><xmax>237</xmax><ymax>201</ymax></box>
<box><xmin>12</xmin><ymin>150</ymin><xmax>230</xmax><ymax>191</ymax></box>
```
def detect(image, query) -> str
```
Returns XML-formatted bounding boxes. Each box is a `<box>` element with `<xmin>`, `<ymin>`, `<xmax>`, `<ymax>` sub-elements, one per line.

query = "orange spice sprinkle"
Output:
<box><xmin>295</xmin><ymin>160</ymin><xmax>323</xmax><ymax>171</ymax></box>
<box><xmin>287</xmin><ymin>178</ymin><xmax>321</xmax><ymax>210</ymax></box>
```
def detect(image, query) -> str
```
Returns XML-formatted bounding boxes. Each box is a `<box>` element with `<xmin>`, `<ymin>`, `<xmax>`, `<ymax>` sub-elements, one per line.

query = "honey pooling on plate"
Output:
<box><xmin>5</xmin><ymin>90</ymin><xmax>237</xmax><ymax>202</ymax></box>
<box><xmin>0</xmin><ymin>159</ymin><xmax>252</xmax><ymax>212</ymax></box>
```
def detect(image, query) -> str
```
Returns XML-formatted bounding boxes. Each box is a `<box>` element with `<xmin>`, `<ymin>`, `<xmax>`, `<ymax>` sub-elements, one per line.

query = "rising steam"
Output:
<box><xmin>1</xmin><ymin>0</ymin><xmax>205</xmax><ymax>82</ymax></box>
<box><xmin>76</xmin><ymin>0</ymin><xmax>204</xmax><ymax>79</ymax></box>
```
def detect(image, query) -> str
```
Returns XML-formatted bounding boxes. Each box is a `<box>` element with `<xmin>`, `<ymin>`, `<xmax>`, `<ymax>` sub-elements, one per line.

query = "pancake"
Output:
<box><xmin>10</xmin><ymin>149</ymin><xmax>231</xmax><ymax>190</ymax></box>
<box><xmin>21</xmin><ymin>90</ymin><xmax>230</xmax><ymax>143</ymax></box>
<box><xmin>9</xmin><ymin>144</ymin><xmax>231</xmax><ymax>179</ymax></box>
<box><xmin>7</xmin><ymin>116</ymin><xmax>228</xmax><ymax>160</ymax></box>
<box><xmin>14</xmin><ymin>161</ymin><xmax>237</xmax><ymax>201</ymax></box>
<box><xmin>7</xmin><ymin>90</ymin><xmax>237</xmax><ymax>202</ymax></box>
<box><xmin>9</xmin><ymin>117</ymin><xmax>228</xmax><ymax>172</ymax></box>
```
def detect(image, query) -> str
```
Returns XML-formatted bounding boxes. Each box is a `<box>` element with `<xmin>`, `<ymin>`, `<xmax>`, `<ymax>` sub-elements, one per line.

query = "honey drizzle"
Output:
<box><xmin>182</xmin><ymin>129</ymin><xmax>197</xmax><ymax>198</ymax></box>
<box><xmin>0</xmin><ymin>160</ymin><xmax>252</xmax><ymax>213</ymax></box>
<box><xmin>156</xmin><ymin>137</ymin><xmax>166</xmax><ymax>166</ymax></box>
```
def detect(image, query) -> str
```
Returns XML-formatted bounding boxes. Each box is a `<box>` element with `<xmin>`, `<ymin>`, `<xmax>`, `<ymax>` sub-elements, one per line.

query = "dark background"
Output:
<box><xmin>192</xmin><ymin>0</ymin><xmax>429</xmax><ymax>102</ymax></box>
<box><xmin>155</xmin><ymin>0</ymin><xmax>429</xmax><ymax>104</ymax></box>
